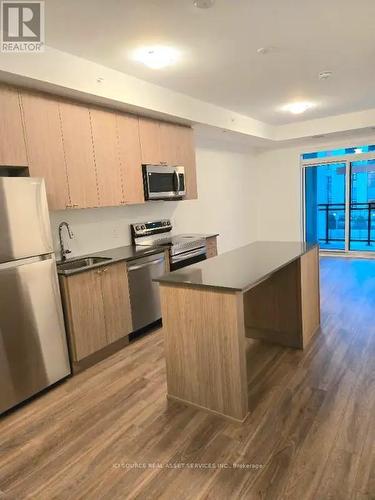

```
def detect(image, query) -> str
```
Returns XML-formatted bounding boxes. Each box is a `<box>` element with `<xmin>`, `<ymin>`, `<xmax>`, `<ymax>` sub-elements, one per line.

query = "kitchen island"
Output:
<box><xmin>155</xmin><ymin>241</ymin><xmax>320</xmax><ymax>423</ymax></box>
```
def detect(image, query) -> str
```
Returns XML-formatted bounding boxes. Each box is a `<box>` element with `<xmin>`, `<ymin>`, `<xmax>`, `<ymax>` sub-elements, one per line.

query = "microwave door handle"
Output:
<box><xmin>173</xmin><ymin>170</ymin><xmax>179</xmax><ymax>193</ymax></box>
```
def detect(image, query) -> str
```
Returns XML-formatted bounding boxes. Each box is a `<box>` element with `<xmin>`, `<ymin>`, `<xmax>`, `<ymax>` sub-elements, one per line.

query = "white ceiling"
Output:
<box><xmin>44</xmin><ymin>0</ymin><xmax>375</xmax><ymax>126</ymax></box>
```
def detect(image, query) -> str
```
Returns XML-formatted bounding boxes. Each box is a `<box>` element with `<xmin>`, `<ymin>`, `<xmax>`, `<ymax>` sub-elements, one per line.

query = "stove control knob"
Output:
<box><xmin>135</xmin><ymin>225</ymin><xmax>140</xmax><ymax>231</ymax></box>
<box><xmin>141</xmin><ymin>225</ymin><xmax>146</xmax><ymax>230</ymax></box>
<box><xmin>162</xmin><ymin>221</ymin><xmax>167</xmax><ymax>226</ymax></box>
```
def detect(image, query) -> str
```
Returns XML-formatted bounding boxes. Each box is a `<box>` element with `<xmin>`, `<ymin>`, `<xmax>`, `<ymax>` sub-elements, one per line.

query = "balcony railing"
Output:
<box><xmin>318</xmin><ymin>202</ymin><xmax>375</xmax><ymax>245</ymax></box>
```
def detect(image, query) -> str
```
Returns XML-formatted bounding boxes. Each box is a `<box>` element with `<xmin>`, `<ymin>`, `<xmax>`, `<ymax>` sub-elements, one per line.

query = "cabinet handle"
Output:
<box><xmin>72</xmin><ymin>204</ymin><xmax>79</xmax><ymax>208</ymax></box>
<box><xmin>101</xmin><ymin>268</ymin><xmax>108</xmax><ymax>272</ymax></box>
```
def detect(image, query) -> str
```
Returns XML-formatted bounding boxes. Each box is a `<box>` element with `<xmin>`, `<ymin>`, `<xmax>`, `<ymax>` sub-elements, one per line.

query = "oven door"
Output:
<box><xmin>170</xmin><ymin>247</ymin><xmax>207</xmax><ymax>271</ymax></box>
<box><xmin>143</xmin><ymin>165</ymin><xmax>185</xmax><ymax>200</ymax></box>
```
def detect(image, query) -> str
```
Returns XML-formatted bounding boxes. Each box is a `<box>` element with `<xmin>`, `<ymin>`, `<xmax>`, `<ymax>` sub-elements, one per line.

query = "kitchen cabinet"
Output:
<box><xmin>178</xmin><ymin>126</ymin><xmax>198</xmax><ymax>200</ymax></box>
<box><xmin>100</xmin><ymin>263</ymin><xmax>132</xmax><ymax>344</ymax></box>
<box><xmin>58</xmin><ymin>101</ymin><xmax>99</xmax><ymax>208</ymax></box>
<box><xmin>89</xmin><ymin>107</ymin><xmax>123</xmax><ymax>207</ymax></box>
<box><xmin>59</xmin><ymin>261</ymin><xmax>132</xmax><ymax>368</ymax></box>
<box><xmin>206</xmin><ymin>236</ymin><xmax>218</xmax><ymax>258</ymax></box>
<box><xmin>0</xmin><ymin>84</ymin><xmax>198</xmax><ymax>208</ymax></box>
<box><xmin>160</xmin><ymin>121</ymin><xmax>180</xmax><ymax>164</ymax></box>
<box><xmin>116</xmin><ymin>113</ymin><xmax>144</xmax><ymax>204</ymax></box>
<box><xmin>0</xmin><ymin>86</ymin><xmax>28</xmax><ymax>167</ymax></box>
<box><xmin>20</xmin><ymin>92</ymin><xmax>70</xmax><ymax>210</ymax></box>
<box><xmin>138</xmin><ymin>117</ymin><xmax>162</xmax><ymax>164</ymax></box>
<box><xmin>59</xmin><ymin>268</ymin><xmax>107</xmax><ymax>361</ymax></box>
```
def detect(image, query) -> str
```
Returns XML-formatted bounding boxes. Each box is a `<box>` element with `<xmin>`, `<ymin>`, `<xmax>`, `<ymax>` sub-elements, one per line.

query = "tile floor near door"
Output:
<box><xmin>0</xmin><ymin>257</ymin><xmax>374</xmax><ymax>499</ymax></box>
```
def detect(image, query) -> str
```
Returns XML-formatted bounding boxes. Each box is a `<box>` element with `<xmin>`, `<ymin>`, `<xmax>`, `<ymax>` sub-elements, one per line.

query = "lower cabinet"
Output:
<box><xmin>59</xmin><ymin>261</ymin><xmax>132</xmax><ymax>369</ymax></box>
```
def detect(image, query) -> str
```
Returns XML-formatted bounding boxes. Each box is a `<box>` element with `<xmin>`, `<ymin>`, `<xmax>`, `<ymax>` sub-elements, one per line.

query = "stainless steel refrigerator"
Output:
<box><xmin>0</xmin><ymin>178</ymin><xmax>71</xmax><ymax>414</ymax></box>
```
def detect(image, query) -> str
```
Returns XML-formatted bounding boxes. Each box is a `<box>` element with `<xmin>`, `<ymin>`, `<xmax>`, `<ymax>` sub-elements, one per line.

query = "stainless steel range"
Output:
<box><xmin>131</xmin><ymin>219</ymin><xmax>207</xmax><ymax>271</ymax></box>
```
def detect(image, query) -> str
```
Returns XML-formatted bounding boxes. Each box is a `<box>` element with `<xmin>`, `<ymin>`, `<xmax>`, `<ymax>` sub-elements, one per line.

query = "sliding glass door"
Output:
<box><xmin>350</xmin><ymin>159</ymin><xmax>375</xmax><ymax>251</ymax></box>
<box><xmin>304</xmin><ymin>162</ymin><xmax>346</xmax><ymax>250</ymax></box>
<box><xmin>304</xmin><ymin>158</ymin><xmax>375</xmax><ymax>253</ymax></box>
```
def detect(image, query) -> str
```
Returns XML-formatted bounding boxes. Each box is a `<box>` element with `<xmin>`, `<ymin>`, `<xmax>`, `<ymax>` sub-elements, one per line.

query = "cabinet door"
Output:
<box><xmin>178</xmin><ymin>126</ymin><xmax>198</xmax><ymax>199</ymax></box>
<box><xmin>58</xmin><ymin>101</ymin><xmax>99</xmax><ymax>208</ymax></box>
<box><xmin>138</xmin><ymin>117</ymin><xmax>161</xmax><ymax>164</ymax></box>
<box><xmin>100</xmin><ymin>262</ymin><xmax>132</xmax><ymax>343</ymax></box>
<box><xmin>160</xmin><ymin>122</ymin><xmax>180</xmax><ymax>165</ymax></box>
<box><xmin>0</xmin><ymin>86</ymin><xmax>27</xmax><ymax>166</ymax></box>
<box><xmin>21</xmin><ymin>92</ymin><xmax>70</xmax><ymax>210</ymax></box>
<box><xmin>89</xmin><ymin>108</ymin><xmax>123</xmax><ymax>207</ymax></box>
<box><xmin>61</xmin><ymin>270</ymin><xmax>107</xmax><ymax>361</ymax></box>
<box><xmin>116</xmin><ymin>114</ymin><xmax>144</xmax><ymax>204</ymax></box>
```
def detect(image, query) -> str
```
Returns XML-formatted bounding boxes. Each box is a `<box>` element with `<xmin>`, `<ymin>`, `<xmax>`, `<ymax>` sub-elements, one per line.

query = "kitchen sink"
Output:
<box><xmin>57</xmin><ymin>256</ymin><xmax>112</xmax><ymax>272</ymax></box>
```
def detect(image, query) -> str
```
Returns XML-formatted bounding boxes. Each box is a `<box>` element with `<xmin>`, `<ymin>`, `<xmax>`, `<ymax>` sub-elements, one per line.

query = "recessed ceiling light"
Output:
<box><xmin>319</xmin><ymin>71</ymin><xmax>332</xmax><ymax>80</ymax></box>
<box><xmin>283</xmin><ymin>101</ymin><xmax>314</xmax><ymax>114</ymax></box>
<box><xmin>193</xmin><ymin>0</ymin><xmax>215</xmax><ymax>8</ymax></box>
<box><xmin>256</xmin><ymin>47</ymin><xmax>273</xmax><ymax>55</ymax></box>
<box><xmin>132</xmin><ymin>46</ymin><xmax>179</xmax><ymax>69</ymax></box>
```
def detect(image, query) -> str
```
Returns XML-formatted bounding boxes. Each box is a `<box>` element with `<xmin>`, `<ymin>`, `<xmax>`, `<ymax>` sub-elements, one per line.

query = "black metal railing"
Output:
<box><xmin>318</xmin><ymin>202</ymin><xmax>375</xmax><ymax>245</ymax></box>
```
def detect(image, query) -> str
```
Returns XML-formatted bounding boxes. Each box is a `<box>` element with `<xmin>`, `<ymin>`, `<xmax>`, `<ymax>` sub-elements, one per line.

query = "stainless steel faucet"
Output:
<box><xmin>58</xmin><ymin>221</ymin><xmax>74</xmax><ymax>261</ymax></box>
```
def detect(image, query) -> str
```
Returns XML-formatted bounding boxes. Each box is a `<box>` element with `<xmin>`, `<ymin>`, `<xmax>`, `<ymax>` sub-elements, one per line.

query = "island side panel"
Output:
<box><xmin>243</xmin><ymin>245</ymin><xmax>320</xmax><ymax>350</ymax></box>
<box><xmin>159</xmin><ymin>283</ymin><xmax>248</xmax><ymax>422</ymax></box>
<box><xmin>243</xmin><ymin>259</ymin><xmax>303</xmax><ymax>348</ymax></box>
<box><xmin>299</xmin><ymin>245</ymin><xmax>321</xmax><ymax>347</ymax></box>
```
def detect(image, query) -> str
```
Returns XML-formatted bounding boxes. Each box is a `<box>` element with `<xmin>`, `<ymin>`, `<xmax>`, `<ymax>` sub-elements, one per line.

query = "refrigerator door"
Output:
<box><xmin>0</xmin><ymin>255</ymin><xmax>71</xmax><ymax>414</ymax></box>
<box><xmin>0</xmin><ymin>178</ymin><xmax>53</xmax><ymax>264</ymax></box>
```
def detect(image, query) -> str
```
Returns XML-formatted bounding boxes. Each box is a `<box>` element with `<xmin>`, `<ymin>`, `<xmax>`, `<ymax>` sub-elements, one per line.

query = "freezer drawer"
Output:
<box><xmin>0</xmin><ymin>178</ymin><xmax>53</xmax><ymax>263</ymax></box>
<box><xmin>0</xmin><ymin>256</ymin><xmax>71</xmax><ymax>414</ymax></box>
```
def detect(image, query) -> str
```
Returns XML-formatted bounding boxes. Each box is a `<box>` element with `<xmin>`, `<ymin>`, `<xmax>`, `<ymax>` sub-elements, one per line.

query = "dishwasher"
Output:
<box><xmin>127</xmin><ymin>252</ymin><xmax>166</xmax><ymax>331</ymax></box>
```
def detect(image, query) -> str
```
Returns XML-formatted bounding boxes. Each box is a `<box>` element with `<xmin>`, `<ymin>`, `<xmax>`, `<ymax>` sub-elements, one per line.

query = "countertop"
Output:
<box><xmin>155</xmin><ymin>241</ymin><xmax>318</xmax><ymax>292</ymax></box>
<box><xmin>57</xmin><ymin>233</ymin><xmax>219</xmax><ymax>276</ymax></box>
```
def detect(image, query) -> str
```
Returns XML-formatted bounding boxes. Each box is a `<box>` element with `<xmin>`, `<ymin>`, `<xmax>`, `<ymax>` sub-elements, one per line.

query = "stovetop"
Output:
<box><xmin>131</xmin><ymin>220</ymin><xmax>206</xmax><ymax>256</ymax></box>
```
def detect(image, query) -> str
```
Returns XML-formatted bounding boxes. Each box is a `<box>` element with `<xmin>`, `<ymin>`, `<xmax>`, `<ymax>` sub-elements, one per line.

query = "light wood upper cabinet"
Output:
<box><xmin>178</xmin><ymin>126</ymin><xmax>198</xmax><ymax>200</ymax></box>
<box><xmin>21</xmin><ymin>92</ymin><xmax>70</xmax><ymax>210</ymax></box>
<box><xmin>160</xmin><ymin>122</ymin><xmax>180</xmax><ymax>165</ymax></box>
<box><xmin>89</xmin><ymin>108</ymin><xmax>123</xmax><ymax>207</ymax></box>
<box><xmin>58</xmin><ymin>101</ymin><xmax>99</xmax><ymax>208</ymax></box>
<box><xmin>138</xmin><ymin>117</ymin><xmax>162</xmax><ymax>164</ymax></box>
<box><xmin>0</xmin><ymin>86</ymin><xmax>27</xmax><ymax>167</ymax></box>
<box><xmin>101</xmin><ymin>262</ymin><xmax>132</xmax><ymax>343</ymax></box>
<box><xmin>60</xmin><ymin>269</ymin><xmax>107</xmax><ymax>361</ymax></box>
<box><xmin>116</xmin><ymin>114</ymin><xmax>144</xmax><ymax>204</ymax></box>
<box><xmin>0</xmin><ymin>84</ymin><xmax>197</xmax><ymax>207</ymax></box>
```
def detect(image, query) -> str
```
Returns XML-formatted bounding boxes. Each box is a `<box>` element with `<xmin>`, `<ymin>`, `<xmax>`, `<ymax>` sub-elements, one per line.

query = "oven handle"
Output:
<box><xmin>128</xmin><ymin>257</ymin><xmax>165</xmax><ymax>272</ymax></box>
<box><xmin>171</xmin><ymin>247</ymin><xmax>206</xmax><ymax>263</ymax></box>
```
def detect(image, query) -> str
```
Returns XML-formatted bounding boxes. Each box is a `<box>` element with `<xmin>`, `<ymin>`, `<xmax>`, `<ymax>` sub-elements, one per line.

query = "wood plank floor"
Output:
<box><xmin>0</xmin><ymin>257</ymin><xmax>374</xmax><ymax>499</ymax></box>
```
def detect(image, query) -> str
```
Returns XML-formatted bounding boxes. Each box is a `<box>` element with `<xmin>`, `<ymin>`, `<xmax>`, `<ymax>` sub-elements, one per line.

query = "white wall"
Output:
<box><xmin>254</xmin><ymin>133</ymin><xmax>375</xmax><ymax>241</ymax></box>
<box><xmin>50</xmin><ymin>146</ymin><xmax>258</xmax><ymax>258</ymax></box>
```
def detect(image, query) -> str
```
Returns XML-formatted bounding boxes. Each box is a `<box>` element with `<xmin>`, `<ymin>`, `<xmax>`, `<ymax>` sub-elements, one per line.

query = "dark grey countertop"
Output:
<box><xmin>155</xmin><ymin>241</ymin><xmax>318</xmax><ymax>292</ymax></box>
<box><xmin>57</xmin><ymin>234</ymin><xmax>219</xmax><ymax>276</ymax></box>
<box><xmin>57</xmin><ymin>245</ymin><xmax>165</xmax><ymax>276</ymax></box>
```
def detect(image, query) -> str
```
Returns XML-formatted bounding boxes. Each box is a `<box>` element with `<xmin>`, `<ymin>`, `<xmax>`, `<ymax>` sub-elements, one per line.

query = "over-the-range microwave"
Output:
<box><xmin>142</xmin><ymin>164</ymin><xmax>186</xmax><ymax>201</ymax></box>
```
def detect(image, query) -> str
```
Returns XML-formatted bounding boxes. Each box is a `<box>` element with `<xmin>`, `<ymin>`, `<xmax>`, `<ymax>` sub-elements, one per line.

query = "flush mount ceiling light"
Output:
<box><xmin>283</xmin><ymin>101</ymin><xmax>314</xmax><ymax>114</ymax></box>
<box><xmin>256</xmin><ymin>47</ymin><xmax>273</xmax><ymax>56</ymax></box>
<box><xmin>319</xmin><ymin>71</ymin><xmax>332</xmax><ymax>80</ymax></box>
<box><xmin>193</xmin><ymin>0</ymin><xmax>215</xmax><ymax>8</ymax></box>
<box><xmin>132</xmin><ymin>46</ymin><xmax>180</xmax><ymax>69</ymax></box>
